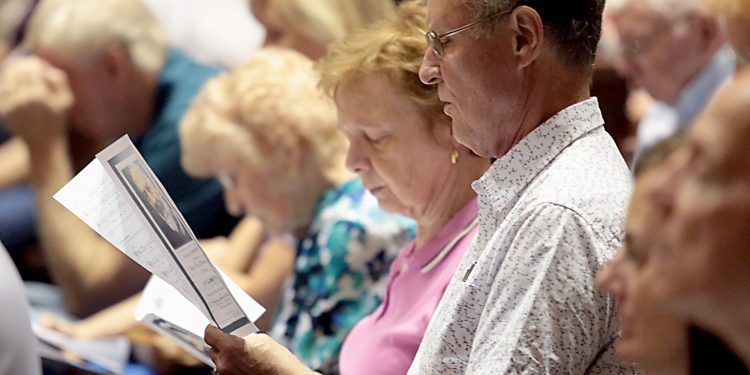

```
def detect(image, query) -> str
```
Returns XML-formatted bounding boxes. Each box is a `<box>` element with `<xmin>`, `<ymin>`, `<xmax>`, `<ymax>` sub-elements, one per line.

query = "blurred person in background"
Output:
<box><xmin>0</xmin><ymin>0</ymin><xmax>238</xmax><ymax>317</ymax></box>
<box><xmin>607</xmin><ymin>0</ymin><xmax>733</xmax><ymax>161</ymax></box>
<box><xmin>250</xmin><ymin>0</ymin><xmax>395</xmax><ymax>60</ymax></box>
<box><xmin>141</xmin><ymin>0</ymin><xmax>264</xmax><ymax>69</ymax></box>
<box><xmin>204</xmin><ymin>2</ymin><xmax>490</xmax><ymax>374</ymax></box>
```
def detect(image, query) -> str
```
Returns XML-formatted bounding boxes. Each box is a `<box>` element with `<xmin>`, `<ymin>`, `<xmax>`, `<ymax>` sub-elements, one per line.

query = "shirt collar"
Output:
<box><xmin>472</xmin><ymin>97</ymin><xmax>604</xmax><ymax>213</ymax></box>
<box><xmin>406</xmin><ymin>197</ymin><xmax>478</xmax><ymax>274</ymax></box>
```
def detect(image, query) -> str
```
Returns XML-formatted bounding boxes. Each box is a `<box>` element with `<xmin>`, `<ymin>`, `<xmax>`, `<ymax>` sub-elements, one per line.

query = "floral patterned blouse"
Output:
<box><xmin>268</xmin><ymin>178</ymin><xmax>415</xmax><ymax>374</ymax></box>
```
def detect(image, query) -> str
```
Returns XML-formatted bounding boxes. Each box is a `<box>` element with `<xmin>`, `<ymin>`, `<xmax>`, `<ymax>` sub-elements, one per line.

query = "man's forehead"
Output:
<box><xmin>425</xmin><ymin>0</ymin><xmax>469</xmax><ymax>28</ymax></box>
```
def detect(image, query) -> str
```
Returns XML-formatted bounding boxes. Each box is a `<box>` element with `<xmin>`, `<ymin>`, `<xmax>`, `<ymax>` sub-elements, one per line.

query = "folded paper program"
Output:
<box><xmin>54</xmin><ymin>135</ymin><xmax>264</xmax><ymax>339</ymax></box>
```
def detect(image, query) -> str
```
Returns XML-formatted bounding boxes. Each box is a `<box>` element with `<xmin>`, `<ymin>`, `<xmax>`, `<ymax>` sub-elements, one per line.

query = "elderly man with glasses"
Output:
<box><xmin>607</xmin><ymin>0</ymin><xmax>732</xmax><ymax>162</ymax></box>
<box><xmin>414</xmin><ymin>0</ymin><xmax>644</xmax><ymax>373</ymax></box>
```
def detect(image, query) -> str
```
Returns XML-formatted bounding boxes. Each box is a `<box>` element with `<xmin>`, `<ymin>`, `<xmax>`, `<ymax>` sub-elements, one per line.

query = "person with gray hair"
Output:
<box><xmin>0</xmin><ymin>0</ymin><xmax>238</xmax><ymax>317</ymax></box>
<box><xmin>607</xmin><ymin>0</ymin><xmax>733</xmax><ymax>161</ymax></box>
<box><xmin>415</xmin><ymin>0</ymin><xmax>643</xmax><ymax>372</ymax></box>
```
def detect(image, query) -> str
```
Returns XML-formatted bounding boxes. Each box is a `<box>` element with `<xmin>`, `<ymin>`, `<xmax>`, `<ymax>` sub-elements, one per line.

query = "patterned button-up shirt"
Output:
<box><xmin>409</xmin><ymin>98</ymin><xmax>643</xmax><ymax>374</ymax></box>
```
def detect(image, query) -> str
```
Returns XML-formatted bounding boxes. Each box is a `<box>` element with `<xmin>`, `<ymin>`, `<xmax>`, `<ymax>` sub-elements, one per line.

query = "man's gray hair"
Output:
<box><xmin>462</xmin><ymin>0</ymin><xmax>606</xmax><ymax>73</ymax></box>
<box><xmin>23</xmin><ymin>0</ymin><xmax>169</xmax><ymax>75</ymax></box>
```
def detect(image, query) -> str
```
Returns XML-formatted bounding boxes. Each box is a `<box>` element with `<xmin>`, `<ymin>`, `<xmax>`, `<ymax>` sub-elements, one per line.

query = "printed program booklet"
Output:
<box><xmin>54</xmin><ymin>135</ymin><xmax>265</xmax><ymax>367</ymax></box>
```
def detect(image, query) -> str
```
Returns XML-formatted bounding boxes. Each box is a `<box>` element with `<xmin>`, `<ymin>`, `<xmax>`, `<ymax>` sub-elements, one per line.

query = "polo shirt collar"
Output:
<box><xmin>406</xmin><ymin>197</ymin><xmax>478</xmax><ymax>274</ymax></box>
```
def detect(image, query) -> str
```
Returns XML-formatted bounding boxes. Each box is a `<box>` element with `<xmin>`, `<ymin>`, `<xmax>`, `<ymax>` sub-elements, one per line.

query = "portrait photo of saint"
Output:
<box><xmin>121</xmin><ymin>162</ymin><xmax>192</xmax><ymax>248</ymax></box>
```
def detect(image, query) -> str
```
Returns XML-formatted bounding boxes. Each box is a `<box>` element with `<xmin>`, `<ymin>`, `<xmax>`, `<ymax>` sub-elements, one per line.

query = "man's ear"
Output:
<box><xmin>101</xmin><ymin>43</ymin><xmax>131</xmax><ymax>80</ymax></box>
<box><xmin>509</xmin><ymin>6</ymin><xmax>544</xmax><ymax>69</ymax></box>
<box><xmin>693</xmin><ymin>10</ymin><xmax>721</xmax><ymax>49</ymax></box>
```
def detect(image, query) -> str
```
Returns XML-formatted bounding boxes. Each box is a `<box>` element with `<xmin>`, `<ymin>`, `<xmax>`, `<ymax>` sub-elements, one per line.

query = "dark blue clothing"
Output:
<box><xmin>0</xmin><ymin>184</ymin><xmax>36</xmax><ymax>255</ymax></box>
<box><xmin>132</xmin><ymin>48</ymin><xmax>238</xmax><ymax>239</ymax></box>
<box><xmin>0</xmin><ymin>49</ymin><xmax>237</xmax><ymax>259</ymax></box>
<box><xmin>0</xmin><ymin>119</ymin><xmax>36</xmax><ymax>256</ymax></box>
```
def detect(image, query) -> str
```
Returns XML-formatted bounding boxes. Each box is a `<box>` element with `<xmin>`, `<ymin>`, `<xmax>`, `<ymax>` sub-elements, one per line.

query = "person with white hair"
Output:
<box><xmin>0</xmin><ymin>0</ymin><xmax>239</xmax><ymax>317</ymax></box>
<box><xmin>607</xmin><ymin>0</ymin><xmax>734</xmax><ymax>160</ymax></box>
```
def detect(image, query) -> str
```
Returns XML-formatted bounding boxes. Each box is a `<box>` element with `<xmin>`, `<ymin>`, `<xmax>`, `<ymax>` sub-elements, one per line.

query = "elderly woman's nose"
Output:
<box><xmin>345</xmin><ymin>141</ymin><xmax>370</xmax><ymax>174</ymax></box>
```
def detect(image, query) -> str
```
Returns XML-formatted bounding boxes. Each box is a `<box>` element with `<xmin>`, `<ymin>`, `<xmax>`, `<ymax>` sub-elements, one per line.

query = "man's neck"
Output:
<box><xmin>496</xmin><ymin>58</ymin><xmax>591</xmax><ymax>157</ymax></box>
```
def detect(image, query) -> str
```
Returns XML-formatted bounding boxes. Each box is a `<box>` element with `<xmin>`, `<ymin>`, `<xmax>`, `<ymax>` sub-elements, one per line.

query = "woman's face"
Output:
<box><xmin>336</xmin><ymin>72</ymin><xmax>455</xmax><ymax>219</ymax></box>
<box><xmin>596</xmin><ymin>172</ymin><xmax>688</xmax><ymax>373</ymax></box>
<box><xmin>251</xmin><ymin>0</ymin><xmax>328</xmax><ymax>59</ymax></box>
<box><xmin>213</xmin><ymin>150</ymin><xmax>290</xmax><ymax>233</ymax></box>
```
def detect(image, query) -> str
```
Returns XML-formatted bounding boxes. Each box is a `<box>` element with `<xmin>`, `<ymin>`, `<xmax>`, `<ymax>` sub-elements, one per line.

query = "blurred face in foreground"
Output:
<box><xmin>596</xmin><ymin>171</ymin><xmax>689</xmax><ymax>374</ymax></box>
<box><xmin>646</xmin><ymin>70</ymin><xmax>750</xmax><ymax>319</ymax></box>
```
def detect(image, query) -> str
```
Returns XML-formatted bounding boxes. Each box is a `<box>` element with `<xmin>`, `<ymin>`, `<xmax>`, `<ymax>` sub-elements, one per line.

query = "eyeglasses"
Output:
<box><xmin>618</xmin><ymin>32</ymin><xmax>669</xmax><ymax>58</ymax></box>
<box><xmin>617</xmin><ymin>19</ymin><xmax>682</xmax><ymax>58</ymax></box>
<box><xmin>425</xmin><ymin>8</ymin><xmax>514</xmax><ymax>59</ymax></box>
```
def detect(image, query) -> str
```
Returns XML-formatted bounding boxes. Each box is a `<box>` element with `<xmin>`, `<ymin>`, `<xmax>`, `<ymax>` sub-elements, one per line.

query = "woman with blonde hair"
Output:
<box><xmin>204</xmin><ymin>2</ymin><xmax>491</xmax><ymax>374</ymax></box>
<box><xmin>181</xmin><ymin>46</ymin><xmax>415</xmax><ymax>374</ymax></box>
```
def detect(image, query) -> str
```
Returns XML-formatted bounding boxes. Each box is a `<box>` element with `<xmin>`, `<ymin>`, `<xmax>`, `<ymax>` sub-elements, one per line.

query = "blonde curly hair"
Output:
<box><xmin>180</xmin><ymin>47</ymin><xmax>344</xmax><ymax>181</ymax></box>
<box><xmin>317</xmin><ymin>0</ymin><xmax>441</xmax><ymax>115</ymax></box>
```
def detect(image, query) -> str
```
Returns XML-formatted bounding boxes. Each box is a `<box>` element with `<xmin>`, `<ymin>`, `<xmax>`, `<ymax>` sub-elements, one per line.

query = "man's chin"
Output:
<box><xmin>451</xmin><ymin>126</ymin><xmax>487</xmax><ymax>158</ymax></box>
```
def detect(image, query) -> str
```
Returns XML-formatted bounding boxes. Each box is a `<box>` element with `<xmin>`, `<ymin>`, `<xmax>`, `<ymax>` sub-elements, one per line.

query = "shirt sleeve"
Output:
<box><xmin>465</xmin><ymin>203</ymin><xmax>623</xmax><ymax>374</ymax></box>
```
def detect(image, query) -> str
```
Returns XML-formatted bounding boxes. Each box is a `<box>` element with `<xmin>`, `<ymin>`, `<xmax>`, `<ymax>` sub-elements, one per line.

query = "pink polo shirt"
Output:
<box><xmin>339</xmin><ymin>198</ymin><xmax>478</xmax><ymax>375</ymax></box>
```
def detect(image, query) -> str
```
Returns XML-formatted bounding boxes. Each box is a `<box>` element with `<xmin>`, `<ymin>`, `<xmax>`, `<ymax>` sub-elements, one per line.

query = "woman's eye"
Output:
<box><xmin>365</xmin><ymin>134</ymin><xmax>386</xmax><ymax>145</ymax></box>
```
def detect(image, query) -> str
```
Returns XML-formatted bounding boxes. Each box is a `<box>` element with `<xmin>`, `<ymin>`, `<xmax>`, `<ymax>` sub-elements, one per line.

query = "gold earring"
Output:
<box><xmin>451</xmin><ymin>149</ymin><xmax>459</xmax><ymax>165</ymax></box>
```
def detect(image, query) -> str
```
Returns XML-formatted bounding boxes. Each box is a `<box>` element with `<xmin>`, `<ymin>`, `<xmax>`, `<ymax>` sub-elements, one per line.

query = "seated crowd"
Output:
<box><xmin>0</xmin><ymin>0</ymin><xmax>749</xmax><ymax>374</ymax></box>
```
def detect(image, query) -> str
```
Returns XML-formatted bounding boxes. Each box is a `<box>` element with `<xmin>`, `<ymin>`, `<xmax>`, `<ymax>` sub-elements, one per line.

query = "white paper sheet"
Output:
<box><xmin>54</xmin><ymin>135</ymin><xmax>261</xmax><ymax>337</ymax></box>
<box><xmin>33</xmin><ymin>323</ymin><xmax>130</xmax><ymax>374</ymax></box>
<box><xmin>134</xmin><ymin>270</ymin><xmax>265</xmax><ymax>367</ymax></box>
